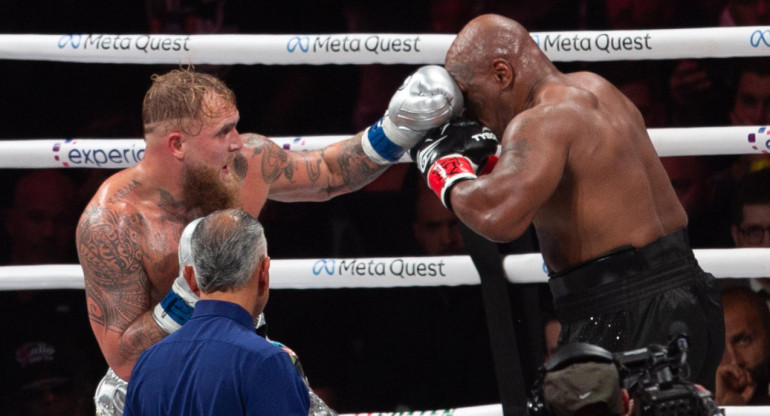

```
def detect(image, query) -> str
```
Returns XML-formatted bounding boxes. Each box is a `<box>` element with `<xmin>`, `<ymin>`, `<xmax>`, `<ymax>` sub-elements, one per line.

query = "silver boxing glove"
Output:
<box><xmin>151</xmin><ymin>218</ymin><xmax>203</xmax><ymax>334</ymax></box>
<box><xmin>363</xmin><ymin>65</ymin><xmax>464</xmax><ymax>164</ymax></box>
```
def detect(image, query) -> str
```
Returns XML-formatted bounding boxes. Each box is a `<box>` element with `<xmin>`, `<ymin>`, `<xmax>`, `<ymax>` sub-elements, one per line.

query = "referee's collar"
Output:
<box><xmin>193</xmin><ymin>299</ymin><xmax>254</xmax><ymax>329</ymax></box>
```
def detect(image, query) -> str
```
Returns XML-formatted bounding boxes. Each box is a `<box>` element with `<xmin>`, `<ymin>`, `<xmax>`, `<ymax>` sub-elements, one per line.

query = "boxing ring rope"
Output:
<box><xmin>2</xmin><ymin>25</ymin><xmax>769</xmax><ymax>416</ymax></box>
<box><xmin>0</xmin><ymin>126</ymin><xmax>768</xmax><ymax>169</ymax></box>
<box><xmin>1</xmin><ymin>248</ymin><xmax>769</xmax><ymax>291</ymax></box>
<box><xmin>343</xmin><ymin>405</ymin><xmax>769</xmax><ymax>416</ymax></box>
<box><xmin>0</xmin><ymin>26</ymin><xmax>768</xmax><ymax>64</ymax></box>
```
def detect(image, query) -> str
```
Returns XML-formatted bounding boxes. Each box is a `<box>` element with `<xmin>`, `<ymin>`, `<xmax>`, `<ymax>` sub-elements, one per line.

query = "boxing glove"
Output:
<box><xmin>411</xmin><ymin>119</ymin><xmax>499</xmax><ymax>211</ymax></box>
<box><xmin>152</xmin><ymin>218</ymin><xmax>203</xmax><ymax>334</ymax></box>
<box><xmin>152</xmin><ymin>274</ymin><xmax>199</xmax><ymax>334</ymax></box>
<box><xmin>363</xmin><ymin>65</ymin><xmax>464</xmax><ymax>164</ymax></box>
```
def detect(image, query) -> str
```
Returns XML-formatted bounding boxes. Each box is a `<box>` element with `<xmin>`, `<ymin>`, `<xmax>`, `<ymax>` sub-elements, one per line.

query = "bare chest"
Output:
<box><xmin>140</xmin><ymin>219</ymin><xmax>185</xmax><ymax>302</ymax></box>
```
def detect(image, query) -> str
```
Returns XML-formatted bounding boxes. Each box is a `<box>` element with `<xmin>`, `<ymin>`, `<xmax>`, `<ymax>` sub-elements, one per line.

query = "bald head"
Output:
<box><xmin>445</xmin><ymin>14</ymin><xmax>532</xmax><ymax>87</ymax></box>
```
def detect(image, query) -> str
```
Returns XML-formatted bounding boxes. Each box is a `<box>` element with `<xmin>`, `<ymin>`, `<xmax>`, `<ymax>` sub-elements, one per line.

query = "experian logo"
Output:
<box><xmin>52</xmin><ymin>139</ymin><xmax>145</xmax><ymax>168</ymax></box>
<box><xmin>747</xmin><ymin>126</ymin><xmax>770</xmax><ymax>153</ymax></box>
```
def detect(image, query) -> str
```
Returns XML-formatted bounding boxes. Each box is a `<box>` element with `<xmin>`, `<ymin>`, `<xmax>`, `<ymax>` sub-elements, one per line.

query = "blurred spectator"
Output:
<box><xmin>0</xmin><ymin>170</ymin><xmax>105</xmax><ymax>412</ymax></box>
<box><xmin>412</xmin><ymin>183</ymin><xmax>465</xmax><ymax>256</ymax></box>
<box><xmin>543</xmin><ymin>315</ymin><xmax>562</xmax><ymax>362</ymax></box>
<box><xmin>716</xmin><ymin>286</ymin><xmax>770</xmax><ymax>405</ymax></box>
<box><xmin>602</xmin><ymin>0</ymin><xmax>682</xmax><ymax>29</ymax></box>
<box><xmin>660</xmin><ymin>156</ymin><xmax>733</xmax><ymax>247</ymax></box>
<box><xmin>730</xmin><ymin>168</ymin><xmax>770</xmax><ymax>303</ymax></box>
<box><xmin>720</xmin><ymin>0</ymin><xmax>770</xmax><ymax>26</ymax></box>
<box><xmin>668</xmin><ymin>0</ymin><xmax>765</xmax><ymax>128</ymax></box>
<box><xmin>597</xmin><ymin>61</ymin><xmax>671</xmax><ymax>128</ymax></box>
<box><xmin>0</xmin><ymin>340</ymin><xmax>92</xmax><ymax>416</ymax></box>
<box><xmin>726</xmin><ymin>59</ymin><xmax>770</xmax><ymax>180</ymax></box>
<box><xmin>3</xmin><ymin>170</ymin><xmax>79</xmax><ymax>265</ymax></box>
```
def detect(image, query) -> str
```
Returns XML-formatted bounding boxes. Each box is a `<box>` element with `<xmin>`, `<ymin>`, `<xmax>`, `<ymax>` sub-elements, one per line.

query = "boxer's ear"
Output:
<box><xmin>168</xmin><ymin>132</ymin><xmax>186</xmax><ymax>160</ymax></box>
<box><xmin>492</xmin><ymin>59</ymin><xmax>513</xmax><ymax>87</ymax></box>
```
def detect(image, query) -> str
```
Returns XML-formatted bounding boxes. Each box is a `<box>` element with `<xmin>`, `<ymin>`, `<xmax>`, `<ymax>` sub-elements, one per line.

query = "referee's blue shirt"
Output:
<box><xmin>124</xmin><ymin>300</ymin><xmax>309</xmax><ymax>416</ymax></box>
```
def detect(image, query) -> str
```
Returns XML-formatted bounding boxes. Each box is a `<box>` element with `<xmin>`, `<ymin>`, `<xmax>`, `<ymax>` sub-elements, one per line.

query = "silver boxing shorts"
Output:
<box><xmin>94</xmin><ymin>367</ymin><xmax>127</xmax><ymax>416</ymax></box>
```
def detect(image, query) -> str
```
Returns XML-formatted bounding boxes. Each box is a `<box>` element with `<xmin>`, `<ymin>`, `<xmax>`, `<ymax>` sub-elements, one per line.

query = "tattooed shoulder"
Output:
<box><xmin>78</xmin><ymin>206</ymin><xmax>149</xmax><ymax>333</ymax></box>
<box><xmin>156</xmin><ymin>189</ymin><xmax>188</xmax><ymax>224</ymax></box>
<box><xmin>242</xmin><ymin>133</ymin><xmax>268</xmax><ymax>156</ymax></box>
<box><xmin>108</xmin><ymin>180</ymin><xmax>141</xmax><ymax>204</ymax></box>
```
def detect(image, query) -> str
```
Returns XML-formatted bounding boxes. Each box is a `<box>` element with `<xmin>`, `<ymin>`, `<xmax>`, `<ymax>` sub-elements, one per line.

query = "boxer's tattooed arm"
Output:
<box><xmin>332</xmin><ymin>137</ymin><xmax>383</xmax><ymax>193</ymax></box>
<box><xmin>78</xmin><ymin>208</ymin><xmax>164</xmax><ymax>360</ymax></box>
<box><xmin>241</xmin><ymin>132</ymin><xmax>384</xmax><ymax>199</ymax></box>
<box><xmin>501</xmin><ymin>120</ymin><xmax>533</xmax><ymax>172</ymax></box>
<box><xmin>244</xmin><ymin>135</ymin><xmax>286</xmax><ymax>184</ymax></box>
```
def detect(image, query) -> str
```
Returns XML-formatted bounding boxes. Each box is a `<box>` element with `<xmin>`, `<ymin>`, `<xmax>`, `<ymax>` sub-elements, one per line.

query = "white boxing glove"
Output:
<box><xmin>152</xmin><ymin>218</ymin><xmax>203</xmax><ymax>334</ymax></box>
<box><xmin>363</xmin><ymin>65</ymin><xmax>464</xmax><ymax>164</ymax></box>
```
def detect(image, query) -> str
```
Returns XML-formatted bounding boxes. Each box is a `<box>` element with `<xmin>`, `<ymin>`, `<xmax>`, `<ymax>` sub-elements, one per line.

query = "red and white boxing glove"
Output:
<box><xmin>411</xmin><ymin>119</ymin><xmax>498</xmax><ymax>211</ymax></box>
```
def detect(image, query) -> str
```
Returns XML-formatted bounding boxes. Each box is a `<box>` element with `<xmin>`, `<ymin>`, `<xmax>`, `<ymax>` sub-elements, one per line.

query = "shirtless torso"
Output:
<box><xmin>77</xmin><ymin>131</ymin><xmax>379</xmax><ymax>381</ymax></box>
<box><xmin>435</xmin><ymin>15</ymin><xmax>723</xmax><ymax>391</ymax></box>
<box><xmin>444</xmin><ymin>16</ymin><xmax>686</xmax><ymax>272</ymax></box>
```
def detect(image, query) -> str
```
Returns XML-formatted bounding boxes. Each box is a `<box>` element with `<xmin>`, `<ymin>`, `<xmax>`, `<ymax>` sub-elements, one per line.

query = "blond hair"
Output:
<box><xmin>142</xmin><ymin>68</ymin><xmax>236</xmax><ymax>136</ymax></box>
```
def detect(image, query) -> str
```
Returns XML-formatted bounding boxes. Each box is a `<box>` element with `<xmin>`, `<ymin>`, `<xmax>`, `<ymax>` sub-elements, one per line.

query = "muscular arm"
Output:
<box><xmin>241</xmin><ymin>132</ymin><xmax>388</xmax><ymax>203</ymax></box>
<box><xmin>77</xmin><ymin>206</ymin><xmax>167</xmax><ymax>381</ymax></box>
<box><xmin>450</xmin><ymin>115</ymin><xmax>570</xmax><ymax>242</ymax></box>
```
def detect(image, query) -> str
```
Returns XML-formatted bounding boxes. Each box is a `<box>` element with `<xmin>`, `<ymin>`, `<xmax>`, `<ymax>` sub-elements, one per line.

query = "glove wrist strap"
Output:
<box><xmin>428</xmin><ymin>155</ymin><xmax>477</xmax><ymax>212</ymax></box>
<box><xmin>152</xmin><ymin>288</ymin><xmax>195</xmax><ymax>334</ymax></box>
<box><xmin>362</xmin><ymin>117</ymin><xmax>413</xmax><ymax>164</ymax></box>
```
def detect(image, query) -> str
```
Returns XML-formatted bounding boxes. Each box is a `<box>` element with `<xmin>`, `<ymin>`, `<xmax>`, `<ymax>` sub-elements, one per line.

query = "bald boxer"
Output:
<box><xmin>78</xmin><ymin>66</ymin><xmax>462</xmax><ymax>415</ymax></box>
<box><xmin>412</xmin><ymin>14</ymin><xmax>723</xmax><ymax>390</ymax></box>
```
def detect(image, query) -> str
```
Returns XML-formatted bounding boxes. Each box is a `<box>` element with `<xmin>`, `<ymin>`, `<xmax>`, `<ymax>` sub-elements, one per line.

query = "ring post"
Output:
<box><xmin>459</xmin><ymin>223</ymin><xmax>529</xmax><ymax>416</ymax></box>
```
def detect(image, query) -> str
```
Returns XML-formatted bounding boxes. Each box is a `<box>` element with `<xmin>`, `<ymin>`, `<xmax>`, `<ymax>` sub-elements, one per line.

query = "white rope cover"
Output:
<box><xmin>1</xmin><ymin>249</ymin><xmax>767</xmax><ymax>291</ymax></box>
<box><xmin>0</xmin><ymin>26</ymin><xmax>768</xmax><ymax>64</ymax></box>
<box><xmin>339</xmin><ymin>405</ymin><xmax>768</xmax><ymax>416</ymax></box>
<box><xmin>0</xmin><ymin>126</ymin><xmax>767</xmax><ymax>169</ymax></box>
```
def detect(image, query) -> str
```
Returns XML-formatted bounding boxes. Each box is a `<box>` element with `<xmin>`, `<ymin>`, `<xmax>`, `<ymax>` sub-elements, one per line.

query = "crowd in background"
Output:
<box><xmin>0</xmin><ymin>0</ymin><xmax>768</xmax><ymax>414</ymax></box>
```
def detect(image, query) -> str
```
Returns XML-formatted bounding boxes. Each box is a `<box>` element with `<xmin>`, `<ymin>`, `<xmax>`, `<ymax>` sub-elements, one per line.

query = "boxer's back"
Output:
<box><xmin>531</xmin><ymin>72</ymin><xmax>687</xmax><ymax>272</ymax></box>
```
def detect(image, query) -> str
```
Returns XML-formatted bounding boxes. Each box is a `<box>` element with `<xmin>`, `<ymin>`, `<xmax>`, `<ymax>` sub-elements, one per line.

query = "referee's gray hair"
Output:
<box><xmin>190</xmin><ymin>209</ymin><xmax>267</xmax><ymax>293</ymax></box>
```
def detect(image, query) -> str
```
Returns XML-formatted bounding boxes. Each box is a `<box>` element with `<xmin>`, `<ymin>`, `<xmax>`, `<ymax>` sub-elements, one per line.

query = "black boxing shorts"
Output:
<box><xmin>548</xmin><ymin>228</ymin><xmax>724</xmax><ymax>392</ymax></box>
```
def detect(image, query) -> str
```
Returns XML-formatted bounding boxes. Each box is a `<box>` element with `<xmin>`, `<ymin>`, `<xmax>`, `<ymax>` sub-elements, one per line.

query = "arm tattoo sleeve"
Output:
<box><xmin>78</xmin><ymin>208</ymin><xmax>156</xmax><ymax>355</ymax></box>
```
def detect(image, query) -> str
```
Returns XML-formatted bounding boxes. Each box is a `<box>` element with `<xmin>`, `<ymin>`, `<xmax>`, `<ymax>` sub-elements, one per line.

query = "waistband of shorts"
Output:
<box><xmin>548</xmin><ymin>228</ymin><xmax>694</xmax><ymax>300</ymax></box>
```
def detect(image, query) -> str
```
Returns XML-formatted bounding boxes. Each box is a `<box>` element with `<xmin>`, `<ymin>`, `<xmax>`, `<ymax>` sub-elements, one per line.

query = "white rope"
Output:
<box><xmin>1</xmin><ymin>26</ymin><xmax>768</xmax><ymax>64</ymax></box>
<box><xmin>1</xmin><ymin>249</ymin><xmax>767</xmax><ymax>291</ymax></box>
<box><xmin>341</xmin><ymin>403</ymin><xmax>503</xmax><ymax>416</ymax></box>
<box><xmin>338</xmin><ymin>405</ymin><xmax>767</xmax><ymax>416</ymax></box>
<box><xmin>1</xmin><ymin>126</ymin><xmax>767</xmax><ymax>169</ymax></box>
